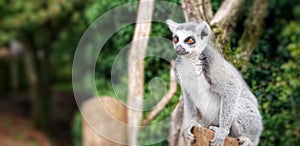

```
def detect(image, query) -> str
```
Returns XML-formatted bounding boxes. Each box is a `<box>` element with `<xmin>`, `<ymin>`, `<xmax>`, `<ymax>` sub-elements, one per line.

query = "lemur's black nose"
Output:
<box><xmin>175</xmin><ymin>45</ymin><xmax>188</xmax><ymax>55</ymax></box>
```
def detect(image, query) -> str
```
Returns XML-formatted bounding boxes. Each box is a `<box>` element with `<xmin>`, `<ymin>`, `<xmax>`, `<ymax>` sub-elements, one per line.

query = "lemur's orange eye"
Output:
<box><xmin>185</xmin><ymin>37</ymin><xmax>195</xmax><ymax>44</ymax></box>
<box><xmin>187</xmin><ymin>38</ymin><xmax>195</xmax><ymax>44</ymax></box>
<box><xmin>173</xmin><ymin>36</ymin><xmax>179</xmax><ymax>43</ymax></box>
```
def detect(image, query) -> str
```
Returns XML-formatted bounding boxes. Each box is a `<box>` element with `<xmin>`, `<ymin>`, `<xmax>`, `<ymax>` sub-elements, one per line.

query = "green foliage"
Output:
<box><xmin>211</xmin><ymin>0</ymin><xmax>223</xmax><ymax>13</ymax></box>
<box><xmin>243</xmin><ymin>1</ymin><xmax>300</xmax><ymax>145</ymax></box>
<box><xmin>1</xmin><ymin>0</ymin><xmax>300</xmax><ymax>145</ymax></box>
<box><xmin>72</xmin><ymin>111</ymin><xmax>82</xmax><ymax>146</ymax></box>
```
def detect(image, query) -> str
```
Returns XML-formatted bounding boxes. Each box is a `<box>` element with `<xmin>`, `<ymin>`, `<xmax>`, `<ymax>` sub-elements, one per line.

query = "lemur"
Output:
<box><xmin>166</xmin><ymin>19</ymin><xmax>263</xmax><ymax>146</ymax></box>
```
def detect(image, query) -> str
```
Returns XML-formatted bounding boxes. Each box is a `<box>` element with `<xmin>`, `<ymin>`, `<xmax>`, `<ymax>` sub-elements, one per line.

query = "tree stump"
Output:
<box><xmin>82</xmin><ymin>97</ymin><xmax>127</xmax><ymax>146</ymax></box>
<box><xmin>191</xmin><ymin>127</ymin><xmax>239</xmax><ymax>146</ymax></box>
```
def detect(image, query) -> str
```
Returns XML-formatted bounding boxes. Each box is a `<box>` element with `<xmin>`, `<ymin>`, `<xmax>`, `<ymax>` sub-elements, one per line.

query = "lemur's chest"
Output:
<box><xmin>175</xmin><ymin>57</ymin><xmax>220</xmax><ymax>123</ymax></box>
<box><xmin>175</xmin><ymin>57</ymin><xmax>211</xmax><ymax>92</ymax></box>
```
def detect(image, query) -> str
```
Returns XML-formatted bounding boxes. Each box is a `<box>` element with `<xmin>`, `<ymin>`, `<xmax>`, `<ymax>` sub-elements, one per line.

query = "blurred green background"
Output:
<box><xmin>0</xmin><ymin>0</ymin><xmax>299</xmax><ymax>146</ymax></box>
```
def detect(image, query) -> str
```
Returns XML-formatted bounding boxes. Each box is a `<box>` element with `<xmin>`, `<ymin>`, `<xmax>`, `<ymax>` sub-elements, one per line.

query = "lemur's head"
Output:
<box><xmin>166</xmin><ymin>19</ymin><xmax>211</xmax><ymax>57</ymax></box>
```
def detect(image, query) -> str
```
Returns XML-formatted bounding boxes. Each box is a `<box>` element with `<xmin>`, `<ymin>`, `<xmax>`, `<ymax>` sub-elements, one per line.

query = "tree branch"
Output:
<box><xmin>127</xmin><ymin>0</ymin><xmax>155</xmax><ymax>145</ymax></box>
<box><xmin>235</xmin><ymin>0</ymin><xmax>269</xmax><ymax>70</ymax></box>
<box><xmin>210</xmin><ymin>0</ymin><xmax>244</xmax><ymax>55</ymax></box>
<box><xmin>142</xmin><ymin>60</ymin><xmax>177</xmax><ymax>126</ymax></box>
<box><xmin>181</xmin><ymin>0</ymin><xmax>213</xmax><ymax>23</ymax></box>
<box><xmin>201</xmin><ymin>0</ymin><xmax>213</xmax><ymax>22</ymax></box>
<box><xmin>210</xmin><ymin>0</ymin><xmax>242</xmax><ymax>25</ymax></box>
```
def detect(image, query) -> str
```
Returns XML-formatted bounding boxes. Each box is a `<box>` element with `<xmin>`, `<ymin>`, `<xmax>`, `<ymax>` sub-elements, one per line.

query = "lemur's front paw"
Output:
<box><xmin>183</xmin><ymin>128</ymin><xmax>195</xmax><ymax>141</ymax></box>
<box><xmin>209</xmin><ymin>126</ymin><xmax>229</xmax><ymax>146</ymax></box>
<box><xmin>183</xmin><ymin>121</ymin><xmax>198</xmax><ymax>142</ymax></box>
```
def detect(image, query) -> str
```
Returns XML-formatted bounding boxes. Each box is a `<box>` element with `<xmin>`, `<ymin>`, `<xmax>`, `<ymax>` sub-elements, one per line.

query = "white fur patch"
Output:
<box><xmin>177</xmin><ymin>57</ymin><xmax>220</xmax><ymax>126</ymax></box>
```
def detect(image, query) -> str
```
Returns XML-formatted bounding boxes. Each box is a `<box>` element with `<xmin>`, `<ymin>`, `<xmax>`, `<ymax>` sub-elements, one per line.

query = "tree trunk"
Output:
<box><xmin>235</xmin><ymin>0</ymin><xmax>269</xmax><ymax>70</ymax></box>
<box><xmin>182</xmin><ymin>0</ymin><xmax>213</xmax><ymax>23</ymax></box>
<box><xmin>36</xmin><ymin>46</ymin><xmax>51</xmax><ymax>132</ymax></box>
<box><xmin>210</xmin><ymin>0</ymin><xmax>244</xmax><ymax>56</ymax></box>
<box><xmin>127</xmin><ymin>0</ymin><xmax>155</xmax><ymax>145</ymax></box>
<box><xmin>21</xmin><ymin>35</ymin><xmax>51</xmax><ymax>132</ymax></box>
<box><xmin>22</xmin><ymin>41</ymin><xmax>39</xmax><ymax>126</ymax></box>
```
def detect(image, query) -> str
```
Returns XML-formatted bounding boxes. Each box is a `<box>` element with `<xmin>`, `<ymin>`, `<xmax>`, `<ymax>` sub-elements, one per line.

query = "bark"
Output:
<box><xmin>127</xmin><ymin>0</ymin><xmax>155</xmax><ymax>145</ymax></box>
<box><xmin>181</xmin><ymin>0</ymin><xmax>213</xmax><ymax>23</ymax></box>
<box><xmin>235</xmin><ymin>0</ymin><xmax>269</xmax><ymax>70</ymax></box>
<box><xmin>210</xmin><ymin>0</ymin><xmax>244</xmax><ymax>55</ymax></box>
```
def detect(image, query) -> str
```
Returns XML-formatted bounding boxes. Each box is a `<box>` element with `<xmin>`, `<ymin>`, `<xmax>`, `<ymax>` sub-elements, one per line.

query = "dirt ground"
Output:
<box><xmin>0</xmin><ymin>113</ymin><xmax>51</xmax><ymax>146</ymax></box>
<box><xmin>0</xmin><ymin>97</ymin><xmax>52</xmax><ymax>146</ymax></box>
<box><xmin>0</xmin><ymin>92</ymin><xmax>76</xmax><ymax>146</ymax></box>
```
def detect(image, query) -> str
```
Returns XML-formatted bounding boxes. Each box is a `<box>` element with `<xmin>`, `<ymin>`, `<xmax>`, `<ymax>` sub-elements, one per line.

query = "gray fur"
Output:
<box><xmin>198</xmin><ymin>50</ymin><xmax>211</xmax><ymax>85</ymax></box>
<box><xmin>178</xmin><ymin>23</ymin><xmax>197</xmax><ymax>32</ymax></box>
<box><xmin>166</xmin><ymin>19</ymin><xmax>263</xmax><ymax>146</ymax></box>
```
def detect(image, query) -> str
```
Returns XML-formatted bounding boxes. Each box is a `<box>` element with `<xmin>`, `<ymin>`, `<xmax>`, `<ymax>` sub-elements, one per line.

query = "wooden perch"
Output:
<box><xmin>191</xmin><ymin>127</ymin><xmax>239</xmax><ymax>146</ymax></box>
<box><xmin>142</xmin><ymin>60</ymin><xmax>177</xmax><ymax>125</ymax></box>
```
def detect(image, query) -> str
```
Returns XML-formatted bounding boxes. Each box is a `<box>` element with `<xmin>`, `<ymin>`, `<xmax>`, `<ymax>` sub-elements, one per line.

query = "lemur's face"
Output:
<box><xmin>172</xmin><ymin>30</ymin><xmax>199</xmax><ymax>56</ymax></box>
<box><xmin>166</xmin><ymin>19</ymin><xmax>211</xmax><ymax>58</ymax></box>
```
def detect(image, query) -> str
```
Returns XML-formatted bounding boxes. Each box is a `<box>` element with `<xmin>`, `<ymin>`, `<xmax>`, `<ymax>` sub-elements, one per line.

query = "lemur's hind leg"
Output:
<box><xmin>231</xmin><ymin>108</ymin><xmax>262</xmax><ymax>146</ymax></box>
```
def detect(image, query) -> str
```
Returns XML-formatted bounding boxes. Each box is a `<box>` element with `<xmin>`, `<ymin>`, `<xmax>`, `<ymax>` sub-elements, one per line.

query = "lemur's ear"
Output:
<box><xmin>166</xmin><ymin>19</ymin><xmax>179</xmax><ymax>33</ymax></box>
<box><xmin>198</xmin><ymin>21</ymin><xmax>211</xmax><ymax>39</ymax></box>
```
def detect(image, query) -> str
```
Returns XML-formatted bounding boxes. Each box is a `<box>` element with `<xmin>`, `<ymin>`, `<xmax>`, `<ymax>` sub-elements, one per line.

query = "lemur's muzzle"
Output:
<box><xmin>175</xmin><ymin>45</ymin><xmax>188</xmax><ymax>55</ymax></box>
